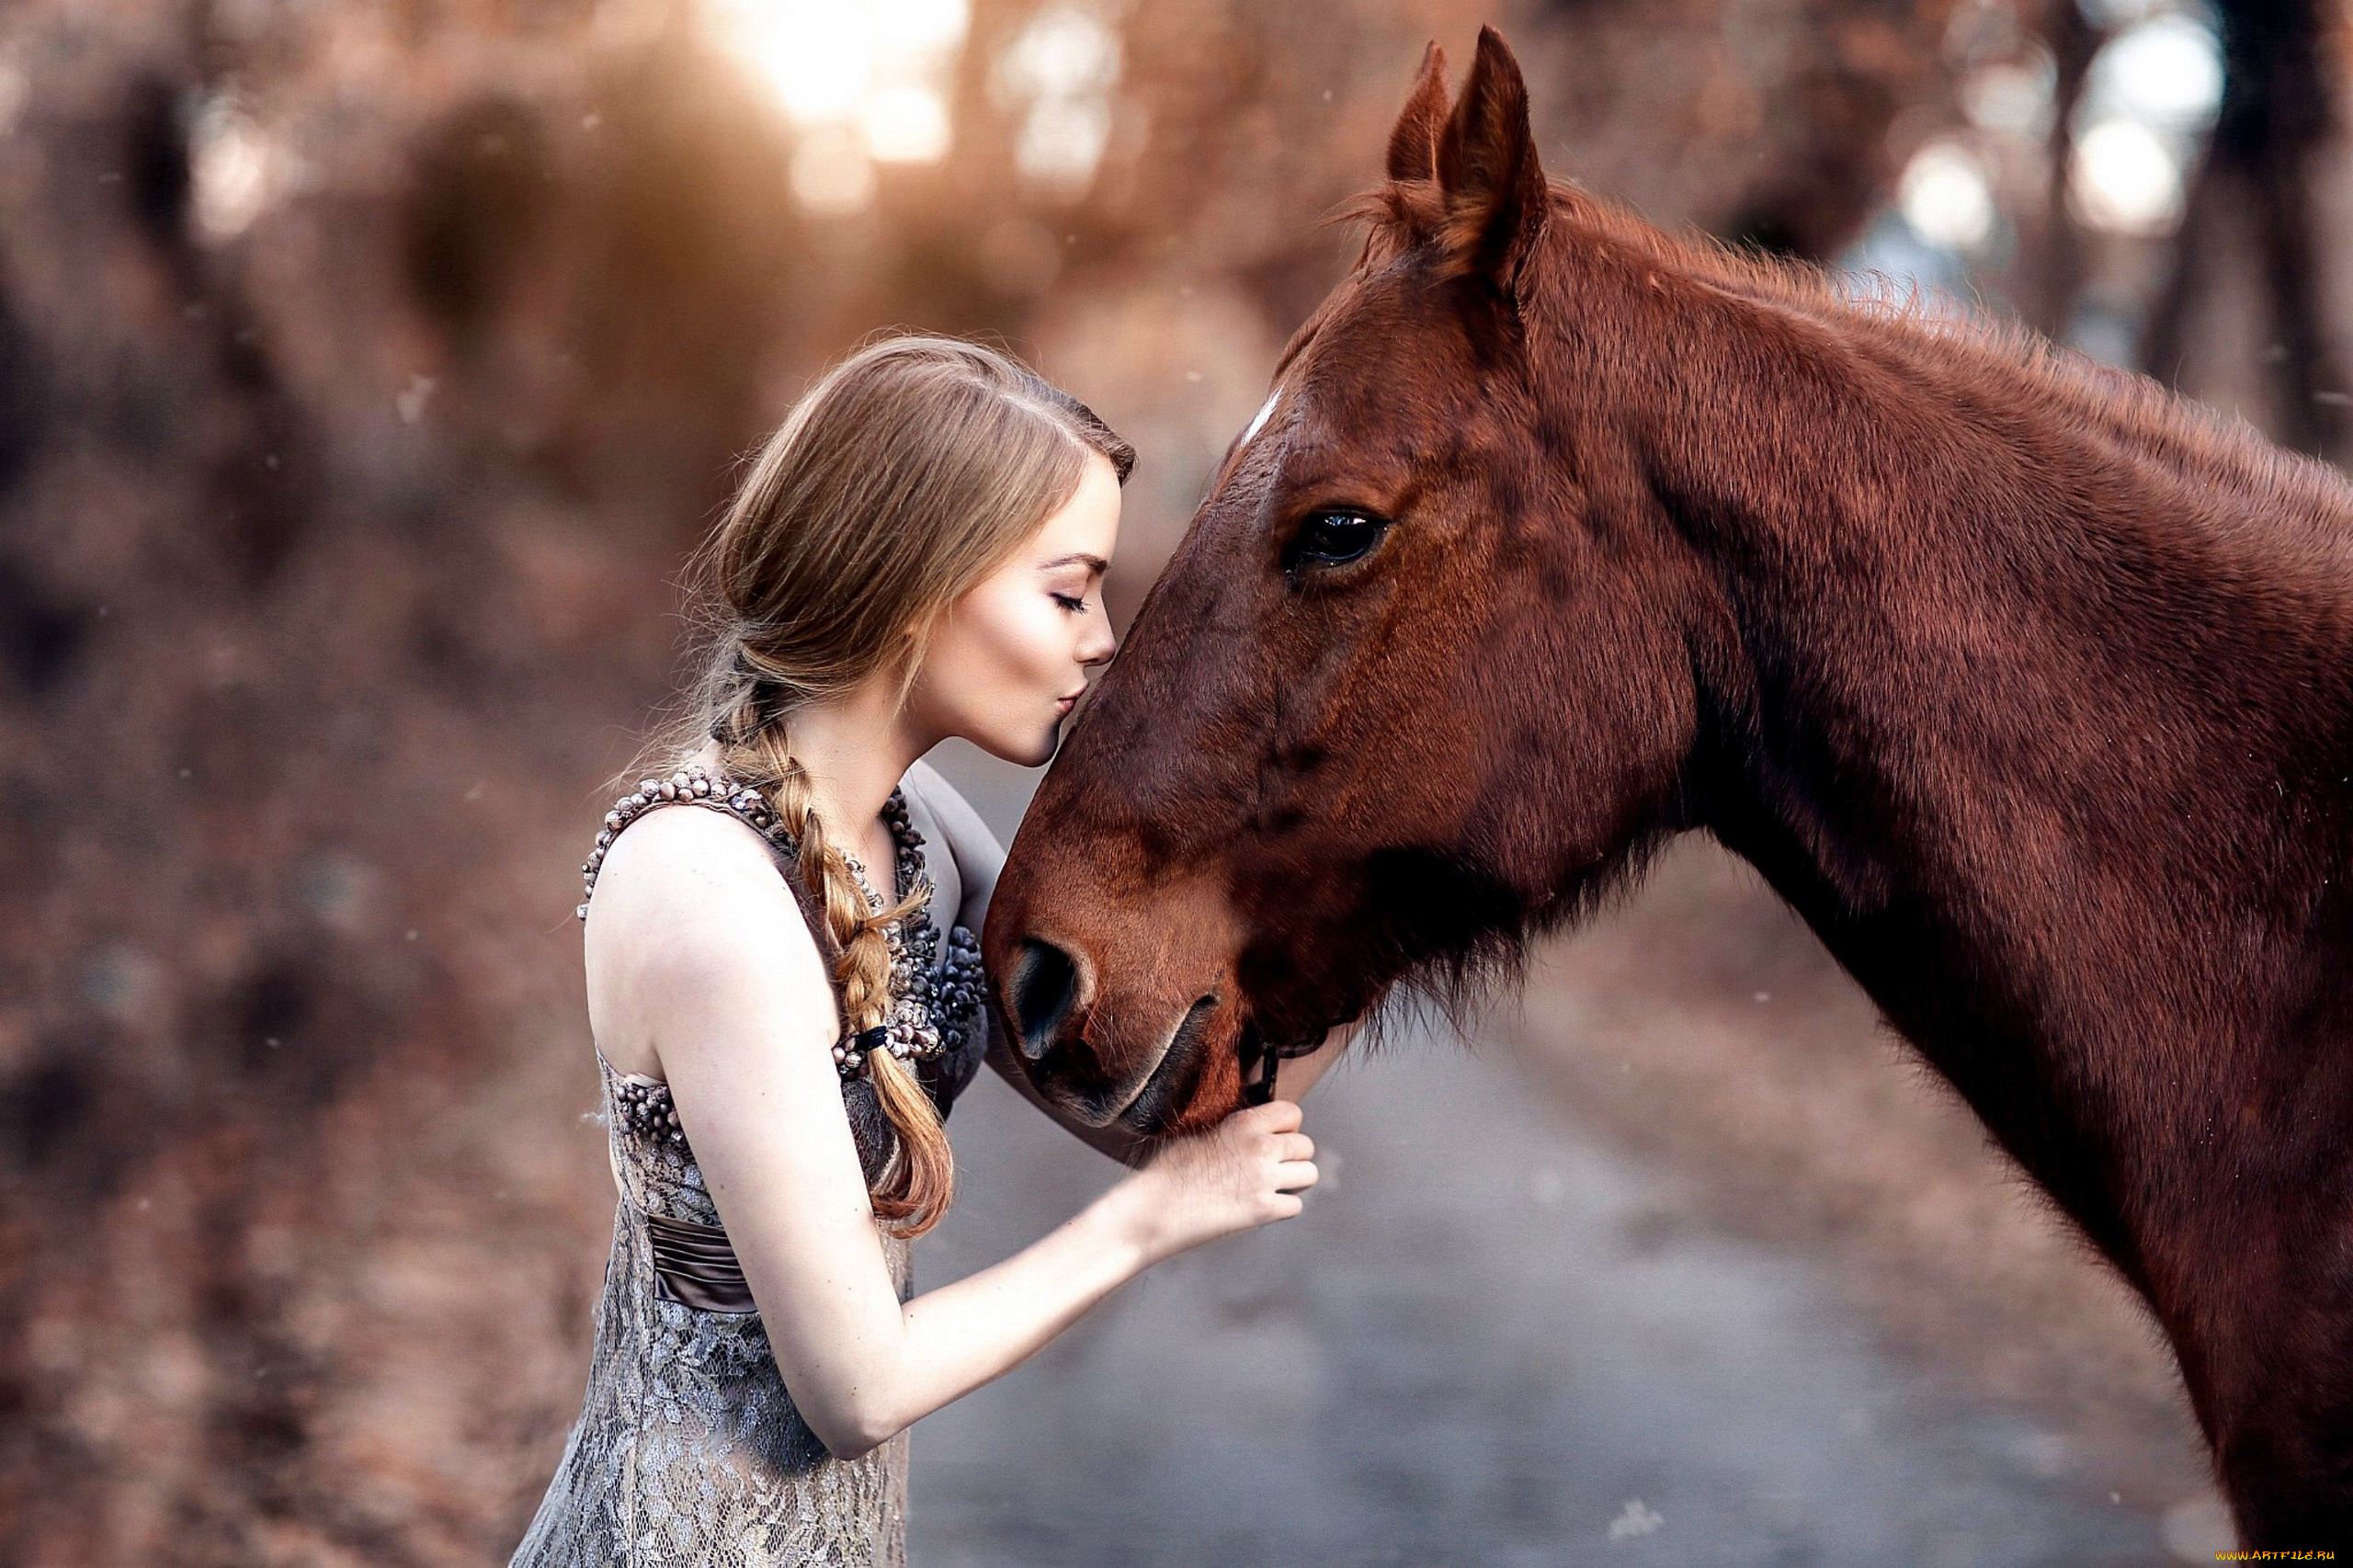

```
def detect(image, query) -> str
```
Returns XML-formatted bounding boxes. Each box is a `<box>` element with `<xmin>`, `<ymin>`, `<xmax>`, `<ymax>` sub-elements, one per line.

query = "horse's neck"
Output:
<box><xmin>1641</xmin><ymin>302</ymin><xmax>2353</xmax><ymax>1270</ymax></box>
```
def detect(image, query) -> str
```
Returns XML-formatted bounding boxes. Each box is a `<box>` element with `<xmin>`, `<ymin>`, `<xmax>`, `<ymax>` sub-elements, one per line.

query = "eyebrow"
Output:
<box><xmin>1039</xmin><ymin>552</ymin><xmax>1109</xmax><ymax>574</ymax></box>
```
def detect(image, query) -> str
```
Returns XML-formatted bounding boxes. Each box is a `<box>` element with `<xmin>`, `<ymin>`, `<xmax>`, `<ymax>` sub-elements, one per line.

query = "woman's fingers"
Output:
<box><xmin>1273</xmin><ymin>1159</ymin><xmax>1318</xmax><ymax>1193</ymax></box>
<box><xmin>1241</xmin><ymin>1098</ymin><xmax>1302</xmax><ymax>1133</ymax></box>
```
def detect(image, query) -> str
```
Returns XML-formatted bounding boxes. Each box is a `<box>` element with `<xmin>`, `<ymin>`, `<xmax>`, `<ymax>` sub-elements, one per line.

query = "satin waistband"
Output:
<box><xmin>643</xmin><ymin>1208</ymin><xmax>756</xmax><ymax>1315</ymax></box>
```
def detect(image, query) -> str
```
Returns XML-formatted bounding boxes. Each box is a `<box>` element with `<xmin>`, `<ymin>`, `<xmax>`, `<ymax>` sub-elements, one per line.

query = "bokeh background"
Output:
<box><xmin>6</xmin><ymin>0</ymin><xmax>2349</xmax><ymax>1562</ymax></box>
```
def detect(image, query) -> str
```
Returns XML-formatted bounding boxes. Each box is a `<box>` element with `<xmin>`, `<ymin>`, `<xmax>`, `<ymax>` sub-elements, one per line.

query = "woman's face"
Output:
<box><xmin>907</xmin><ymin>452</ymin><xmax>1122</xmax><ymax>767</ymax></box>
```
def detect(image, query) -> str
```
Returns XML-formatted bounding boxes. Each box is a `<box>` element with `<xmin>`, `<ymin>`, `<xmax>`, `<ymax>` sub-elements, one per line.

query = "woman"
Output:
<box><xmin>510</xmin><ymin>336</ymin><xmax>1344</xmax><ymax>1566</ymax></box>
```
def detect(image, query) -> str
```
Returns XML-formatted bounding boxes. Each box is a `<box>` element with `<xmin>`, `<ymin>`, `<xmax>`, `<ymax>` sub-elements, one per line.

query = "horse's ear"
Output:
<box><xmin>1385</xmin><ymin>42</ymin><xmax>1449</xmax><ymax>183</ymax></box>
<box><xmin>1434</xmin><ymin>27</ymin><xmax>1548</xmax><ymax>291</ymax></box>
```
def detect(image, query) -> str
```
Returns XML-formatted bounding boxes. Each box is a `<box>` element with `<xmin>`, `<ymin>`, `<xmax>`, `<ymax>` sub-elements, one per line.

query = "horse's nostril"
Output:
<box><xmin>1010</xmin><ymin>938</ymin><xmax>1080</xmax><ymax>1062</ymax></box>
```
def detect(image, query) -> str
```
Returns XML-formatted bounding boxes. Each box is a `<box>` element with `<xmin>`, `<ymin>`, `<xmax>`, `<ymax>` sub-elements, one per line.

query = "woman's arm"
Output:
<box><xmin>852</xmin><ymin>1099</ymin><xmax>1305</xmax><ymax>1445</ymax></box>
<box><xmin>586</xmin><ymin>805</ymin><xmax>1316</xmax><ymax>1459</ymax></box>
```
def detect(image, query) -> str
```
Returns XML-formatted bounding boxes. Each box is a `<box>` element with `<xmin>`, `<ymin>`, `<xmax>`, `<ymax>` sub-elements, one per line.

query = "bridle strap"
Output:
<box><xmin>1238</xmin><ymin>1028</ymin><xmax>1321</xmax><ymax>1107</ymax></box>
<box><xmin>1241</xmin><ymin>1039</ymin><xmax>1278</xmax><ymax>1107</ymax></box>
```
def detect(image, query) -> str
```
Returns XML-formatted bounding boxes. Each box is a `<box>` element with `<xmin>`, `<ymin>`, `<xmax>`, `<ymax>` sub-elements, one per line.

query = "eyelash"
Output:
<box><xmin>1051</xmin><ymin>593</ymin><xmax>1088</xmax><ymax>614</ymax></box>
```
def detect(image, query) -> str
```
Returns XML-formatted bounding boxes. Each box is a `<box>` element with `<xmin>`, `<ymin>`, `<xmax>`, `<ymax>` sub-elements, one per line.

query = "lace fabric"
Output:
<box><xmin>512</xmin><ymin>781</ymin><xmax>986</xmax><ymax>1566</ymax></box>
<box><xmin>508</xmin><ymin>1051</ymin><xmax>912</xmax><ymax>1568</ymax></box>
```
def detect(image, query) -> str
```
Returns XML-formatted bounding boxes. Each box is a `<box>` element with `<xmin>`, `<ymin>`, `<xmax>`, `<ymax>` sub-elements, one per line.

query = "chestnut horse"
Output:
<box><xmin>984</xmin><ymin>28</ymin><xmax>2353</xmax><ymax>1544</ymax></box>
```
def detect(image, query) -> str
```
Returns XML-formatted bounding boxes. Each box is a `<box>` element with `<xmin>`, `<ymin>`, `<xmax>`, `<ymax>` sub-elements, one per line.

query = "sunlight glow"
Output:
<box><xmin>191</xmin><ymin>99</ymin><xmax>281</xmax><ymax>244</ymax></box>
<box><xmin>875</xmin><ymin>0</ymin><xmax>971</xmax><ymax>55</ymax></box>
<box><xmin>1015</xmin><ymin>94</ymin><xmax>1112</xmax><ymax>196</ymax></box>
<box><xmin>2083</xmin><ymin>16</ymin><xmax>2223</xmax><ymax>131</ymax></box>
<box><xmin>2063</xmin><ymin>9</ymin><xmax>2218</xmax><ymax>238</ymax></box>
<box><xmin>863</xmin><ymin>85</ymin><xmax>951</xmax><ymax>164</ymax></box>
<box><xmin>2071</xmin><ymin>117</ymin><xmax>2184</xmax><ymax>233</ymax></box>
<box><xmin>993</xmin><ymin>4</ymin><xmax>1120</xmax><ymax>103</ymax></box>
<box><xmin>1961</xmin><ymin>55</ymin><xmax>2055</xmax><ymax>138</ymax></box>
<box><xmin>993</xmin><ymin>4</ymin><xmax>1123</xmax><ymax>201</ymax></box>
<box><xmin>1898</xmin><ymin>141</ymin><xmax>1996</xmax><ymax>251</ymax></box>
<box><xmin>700</xmin><ymin>0</ymin><xmax>971</xmax><ymax>212</ymax></box>
<box><xmin>710</xmin><ymin>1</ymin><xmax>873</xmax><ymax>125</ymax></box>
<box><xmin>790</xmin><ymin>126</ymin><xmax>877</xmax><ymax>215</ymax></box>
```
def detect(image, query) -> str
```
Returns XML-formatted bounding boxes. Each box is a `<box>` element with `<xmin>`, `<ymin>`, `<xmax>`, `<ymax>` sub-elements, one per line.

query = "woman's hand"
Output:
<box><xmin>1100</xmin><ymin>1100</ymin><xmax>1319</xmax><ymax>1264</ymax></box>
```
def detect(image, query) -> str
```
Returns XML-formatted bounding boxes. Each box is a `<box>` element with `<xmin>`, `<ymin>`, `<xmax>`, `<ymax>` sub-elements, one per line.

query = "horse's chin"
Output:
<box><xmin>1109</xmin><ymin>992</ymin><xmax>1248</xmax><ymax>1137</ymax></box>
<box><xmin>1109</xmin><ymin>1040</ymin><xmax>1216</xmax><ymax>1138</ymax></box>
<box><xmin>1119</xmin><ymin>984</ymin><xmax>1390</xmax><ymax>1139</ymax></box>
<box><xmin>1006</xmin><ymin>983</ymin><xmax>1236</xmax><ymax>1135</ymax></box>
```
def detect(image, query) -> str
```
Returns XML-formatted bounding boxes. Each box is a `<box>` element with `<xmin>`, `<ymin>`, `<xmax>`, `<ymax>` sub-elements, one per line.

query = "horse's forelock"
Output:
<box><xmin>1335</xmin><ymin>179</ymin><xmax>1449</xmax><ymax>274</ymax></box>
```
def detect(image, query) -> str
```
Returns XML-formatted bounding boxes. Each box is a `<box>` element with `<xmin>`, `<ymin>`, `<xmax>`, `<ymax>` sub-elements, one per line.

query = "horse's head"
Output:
<box><xmin>985</xmin><ymin>29</ymin><xmax>1711</xmax><ymax>1136</ymax></box>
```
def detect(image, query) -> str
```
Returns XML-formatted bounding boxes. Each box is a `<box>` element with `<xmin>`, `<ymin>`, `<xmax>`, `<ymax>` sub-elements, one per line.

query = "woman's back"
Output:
<box><xmin>510</xmin><ymin>1051</ymin><xmax>915</xmax><ymax>1568</ymax></box>
<box><xmin>511</xmin><ymin>762</ymin><xmax>987</xmax><ymax>1568</ymax></box>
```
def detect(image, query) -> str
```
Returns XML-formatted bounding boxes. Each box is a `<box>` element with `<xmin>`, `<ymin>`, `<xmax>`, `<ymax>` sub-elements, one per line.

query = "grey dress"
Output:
<box><xmin>511</xmin><ymin>764</ymin><xmax>989</xmax><ymax>1567</ymax></box>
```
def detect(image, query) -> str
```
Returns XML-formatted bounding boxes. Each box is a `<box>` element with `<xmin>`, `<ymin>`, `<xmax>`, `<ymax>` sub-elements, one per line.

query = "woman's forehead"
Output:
<box><xmin>1030</xmin><ymin>455</ymin><xmax>1121</xmax><ymax>562</ymax></box>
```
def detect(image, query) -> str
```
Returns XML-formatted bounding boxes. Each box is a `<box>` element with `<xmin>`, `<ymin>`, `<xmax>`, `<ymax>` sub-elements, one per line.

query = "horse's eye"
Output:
<box><xmin>1285</xmin><ymin>509</ymin><xmax>1387</xmax><ymax>572</ymax></box>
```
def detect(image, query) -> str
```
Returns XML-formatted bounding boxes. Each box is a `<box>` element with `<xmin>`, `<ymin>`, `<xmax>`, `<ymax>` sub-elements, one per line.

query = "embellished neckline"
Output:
<box><xmin>578</xmin><ymin>763</ymin><xmax>985</xmax><ymax>1085</ymax></box>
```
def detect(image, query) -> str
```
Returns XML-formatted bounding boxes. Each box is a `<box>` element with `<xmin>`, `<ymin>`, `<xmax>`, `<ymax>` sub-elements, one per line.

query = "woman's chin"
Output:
<box><xmin>1021</xmin><ymin>720</ymin><xmax>1064</xmax><ymax>767</ymax></box>
<box><xmin>964</xmin><ymin>721</ymin><xmax>1061</xmax><ymax>769</ymax></box>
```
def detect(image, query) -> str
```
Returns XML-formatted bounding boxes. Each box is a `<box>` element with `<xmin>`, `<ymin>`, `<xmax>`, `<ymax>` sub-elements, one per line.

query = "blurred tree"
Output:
<box><xmin>2142</xmin><ymin>0</ymin><xmax>2349</xmax><ymax>460</ymax></box>
<box><xmin>2026</xmin><ymin>0</ymin><xmax>2097</xmax><ymax>335</ymax></box>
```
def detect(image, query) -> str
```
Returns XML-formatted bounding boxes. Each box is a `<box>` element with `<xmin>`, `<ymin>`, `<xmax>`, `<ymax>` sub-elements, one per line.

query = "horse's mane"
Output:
<box><xmin>1340</xmin><ymin>176</ymin><xmax>2353</xmax><ymax>552</ymax></box>
<box><xmin>1321</xmin><ymin>170</ymin><xmax>2353</xmax><ymax>1032</ymax></box>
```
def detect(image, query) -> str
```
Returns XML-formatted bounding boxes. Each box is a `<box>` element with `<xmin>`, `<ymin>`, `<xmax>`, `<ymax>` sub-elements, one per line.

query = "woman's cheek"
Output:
<box><xmin>998</xmin><ymin>598</ymin><xmax>1061</xmax><ymax>690</ymax></box>
<box><xmin>980</xmin><ymin>597</ymin><xmax>1058</xmax><ymax>715</ymax></box>
<box><xmin>1032</xmin><ymin>606</ymin><xmax>1076</xmax><ymax>686</ymax></box>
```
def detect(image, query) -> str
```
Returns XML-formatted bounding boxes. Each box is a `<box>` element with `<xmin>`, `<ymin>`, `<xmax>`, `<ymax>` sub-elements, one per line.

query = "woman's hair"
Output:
<box><xmin>661</xmin><ymin>335</ymin><xmax>1132</xmax><ymax>1238</ymax></box>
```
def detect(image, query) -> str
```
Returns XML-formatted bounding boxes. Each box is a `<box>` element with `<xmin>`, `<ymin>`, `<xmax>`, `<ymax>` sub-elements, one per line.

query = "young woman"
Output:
<box><xmin>509</xmin><ymin>336</ymin><xmax>1344</xmax><ymax>1566</ymax></box>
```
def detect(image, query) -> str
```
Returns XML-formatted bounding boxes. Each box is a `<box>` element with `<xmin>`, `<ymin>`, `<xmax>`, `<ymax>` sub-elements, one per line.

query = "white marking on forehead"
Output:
<box><xmin>1240</xmin><ymin>386</ymin><xmax>1282</xmax><ymax>448</ymax></box>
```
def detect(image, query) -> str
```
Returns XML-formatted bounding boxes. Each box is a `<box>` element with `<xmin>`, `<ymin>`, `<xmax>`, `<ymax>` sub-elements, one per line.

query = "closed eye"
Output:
<box><xmin>1051</xmin><ymin>593</ymin><xmax>1088</xmax><ymax>613</ymax></box>
<box><xmin>1282</xmin><ymin>509</ymin><xmax>1389</xmax><ymax>574</ymax></box>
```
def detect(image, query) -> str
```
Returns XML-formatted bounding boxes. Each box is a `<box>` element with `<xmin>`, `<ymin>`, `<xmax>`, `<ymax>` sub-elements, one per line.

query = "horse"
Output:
<box><xmin>982</xmin><ymin>27</ymin><xmax>2353</xmax><ymax>1544</ymax></box>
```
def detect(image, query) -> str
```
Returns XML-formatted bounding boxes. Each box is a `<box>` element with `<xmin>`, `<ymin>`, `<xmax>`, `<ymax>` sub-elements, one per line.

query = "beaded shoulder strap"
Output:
<box><xmin>576</xmin><ymin>762</ymin><xmax>983</xmax><ymax>1085</ymax></box>
<box><xmin>576</xmin><ymin>764</ymin><xmax>790</xmax><ymax>923</ymax></box>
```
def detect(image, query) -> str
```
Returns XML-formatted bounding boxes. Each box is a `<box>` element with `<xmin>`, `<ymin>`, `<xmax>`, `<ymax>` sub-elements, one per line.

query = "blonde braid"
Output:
<box><xmin>719</xmin><ymin>689</ymin><xmax>953</xmax><ymax>1235</ymax></box>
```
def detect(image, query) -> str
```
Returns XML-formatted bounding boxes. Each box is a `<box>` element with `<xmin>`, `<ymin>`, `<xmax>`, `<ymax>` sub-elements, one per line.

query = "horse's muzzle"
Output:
<box><xmin>1001</xmin><ymin>936</ymin><xmax>1234</xmax><ymax>1133</ymax></box>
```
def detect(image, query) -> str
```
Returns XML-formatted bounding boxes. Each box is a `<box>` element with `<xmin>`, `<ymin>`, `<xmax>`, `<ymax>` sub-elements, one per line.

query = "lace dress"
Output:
<box><xmin>511</xmin><ymin>769</ymin><xmax>987</xmax><ymax>1568</ymax></box>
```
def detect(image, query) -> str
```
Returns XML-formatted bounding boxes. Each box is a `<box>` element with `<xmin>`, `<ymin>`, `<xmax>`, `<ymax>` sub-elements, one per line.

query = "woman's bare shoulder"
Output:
<box><xmin>588</xmin><ymin>800</ymin><xmax>803</xmax><ymax>918</ymax></box>
<box><xmin>583</xmin><ymin>803</ymin><xmax>831</xmax><ymax>1065</ymax></box>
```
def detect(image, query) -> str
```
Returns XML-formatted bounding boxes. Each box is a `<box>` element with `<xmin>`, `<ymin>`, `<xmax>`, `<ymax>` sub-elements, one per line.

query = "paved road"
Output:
<box><xmin>912</xmin><ymin>1030</ymin><xmax>2171</xmax><ymax>1567</ymax></box>
<box><xmin>910</xmin><ymin>744</ymin><xmax>2184</xmax><ymax>1566</ymax></box>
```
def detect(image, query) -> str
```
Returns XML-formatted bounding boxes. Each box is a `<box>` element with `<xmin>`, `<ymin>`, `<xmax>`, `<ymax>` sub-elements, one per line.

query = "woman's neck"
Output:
<box><xmin>793</xmin><ymin>679</ymin><xmax>931</xmax><ymax>831</ymax></box>
<box><xmin>699</xmin><ymin>672</ymin><xmax>938</xmax><ymax>866</ymax></box>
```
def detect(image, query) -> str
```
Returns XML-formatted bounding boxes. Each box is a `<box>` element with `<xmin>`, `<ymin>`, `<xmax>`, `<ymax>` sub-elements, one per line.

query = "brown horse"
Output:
<box><xmin>983</xmin><ymin>27</ymin><xmax>2353</xmax><ymax>1544</ymax></box>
